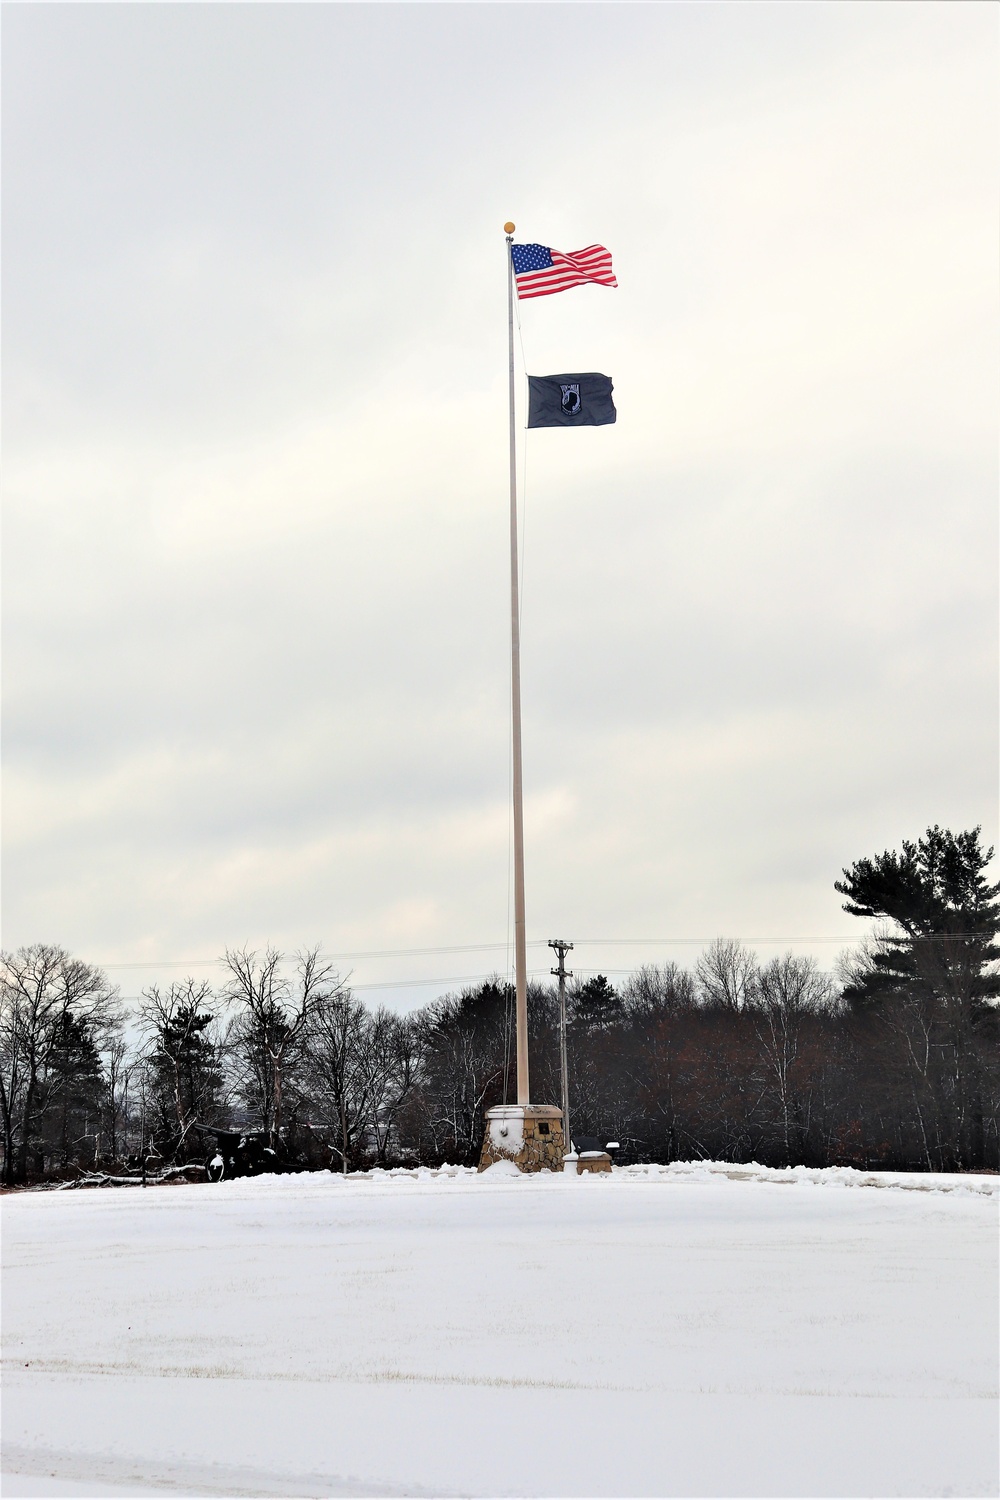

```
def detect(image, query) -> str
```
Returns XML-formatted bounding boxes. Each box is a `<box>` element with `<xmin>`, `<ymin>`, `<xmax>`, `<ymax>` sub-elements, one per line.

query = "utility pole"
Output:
<box><xmin>549</xmin><ymin>939</ymin><xmax>573</xmax><ymax>1153</ymax></box>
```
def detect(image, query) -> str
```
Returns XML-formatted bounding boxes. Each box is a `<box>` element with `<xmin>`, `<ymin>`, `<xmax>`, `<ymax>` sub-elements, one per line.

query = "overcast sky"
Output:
<box><xmin>3</xmin><ymin>2</ymin><xmax>997</xmax><ymax>1009</ymax></box>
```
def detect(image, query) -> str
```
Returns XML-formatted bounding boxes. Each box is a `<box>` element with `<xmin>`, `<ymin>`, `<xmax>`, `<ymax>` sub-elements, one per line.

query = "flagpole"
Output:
<box><xmin>505</xmin><ymin>221</ymin><xmax>530</xmax><ymax>1108</ymax></box>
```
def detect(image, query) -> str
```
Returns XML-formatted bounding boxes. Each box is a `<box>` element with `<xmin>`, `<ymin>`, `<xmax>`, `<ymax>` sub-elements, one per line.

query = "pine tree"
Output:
<box><xmin>836</xmin><ymin>826</ymin><xmax>1000</xmax><ymax>1168</ymax></box>
<box><xmin>571</xmin><ymin>975</ymin><xmax>622</xmax><ymax>1030</ymax></box>
<box><xmin>836</xmin><ymin>825</ymin><xmax>1000</xmax><ymax>1010</ymax></box>
<box><xmin>141</xmin><ymin>981</ymin><xmax>223</xmax><ymax>1160</ymax></box>
<box><xmin>40</xmin><ymin>1008</ymin><xmax>106</xmax><ymax>1170</ymax></box>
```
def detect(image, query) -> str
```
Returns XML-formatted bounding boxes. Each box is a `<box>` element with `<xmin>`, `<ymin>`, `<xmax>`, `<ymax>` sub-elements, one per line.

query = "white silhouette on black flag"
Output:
<box><xmin>527</xmin><ymin>372</ymin><xmax>616</xmax><ymax>428</ymax></box>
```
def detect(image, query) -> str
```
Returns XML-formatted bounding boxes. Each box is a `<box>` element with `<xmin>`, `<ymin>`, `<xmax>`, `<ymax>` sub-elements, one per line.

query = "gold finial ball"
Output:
<box><xmin>504</xmin><ymin>221</ymin><xmax>515</xmax><ymax>234</ymax></box>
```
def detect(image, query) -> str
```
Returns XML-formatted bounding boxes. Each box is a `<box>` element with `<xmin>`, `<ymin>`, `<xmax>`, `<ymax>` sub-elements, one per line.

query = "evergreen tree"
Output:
<box><xmin>836</xmin><ymin>825</ymin><xmax>1000</xmax><ymax>1010</ymax></box>
<box><xmin>571</xmin><ymin>975</ymin><xmax>621</xmax><ymax>1030</ymax></box>
<box><xmin>0</xmin><ymin>945</ymin><xmax>119</xmax><ymax>1183</ymax></box>
<box><xmin>140</xmin><ymin>981</ymin><xmax>223</xmax><ymax>1160</ymax></box>
<box><xmin>836</xmin><ymin>826</ymin><xmax>1000</xmax><ymax>1168</ymax></box>
<box><xmin>39</xmin><ymin>1008</ymin><xmax>106</xmax><ymax>1169</ymax></box>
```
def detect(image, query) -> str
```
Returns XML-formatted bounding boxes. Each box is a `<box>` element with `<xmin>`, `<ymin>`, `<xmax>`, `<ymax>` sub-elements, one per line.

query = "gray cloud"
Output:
<box><xmin>3</xmin><ymin>3</ymin><xmax>996</xmax><ymax>1001</ymax></box>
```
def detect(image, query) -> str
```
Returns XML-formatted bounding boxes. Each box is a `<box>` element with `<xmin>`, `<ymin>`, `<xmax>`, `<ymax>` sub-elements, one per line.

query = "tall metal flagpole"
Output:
<box><xmin>505</xmin><ymin>221</ymin><xmax>529</xmax><ymax>1107</ymax></box>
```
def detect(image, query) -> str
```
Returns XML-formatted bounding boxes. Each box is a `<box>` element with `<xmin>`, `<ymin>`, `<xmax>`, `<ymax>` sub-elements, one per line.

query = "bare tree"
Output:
<box><xmin>621</xmin><ymin>963</ymin><xmax>698</xmax><ymax>1024</ymax></box>
<box><xmin>222</xmin><ymin>946</ymin><xmax>342</xmax><ymax>1147</ymax></box>
<box><xmin>619</xmin><ymin>965</ymin><xmax>699</xmax><ymax>1159</ymax></box>
<box><xmin>696</xmin><ymin>938</ymin><xmax>758</xmax><ymax>1012</ymax></box>
<box><xmin>103</xmin><ymin>1036</ymin><xmax>131</xmax><ymax>1166</ymax></box>
<box><xmin>303</xmin><ymin>989</ymin><xmax>374</xmax><ymax>1171</ymax></box>
<box><xmin>750</xmin><ymin>953</ymin><xmax>835</xmax><ymax>1164</ymax></box>
<box><xmin>363</xmin><ymin>1008</ymin><xmax>420</xmax><ymax>1166</ymax></box>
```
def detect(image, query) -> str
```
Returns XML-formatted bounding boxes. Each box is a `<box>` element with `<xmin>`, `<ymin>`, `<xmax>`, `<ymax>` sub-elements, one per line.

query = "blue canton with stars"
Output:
<box><xmin>511</xmin><ymin>244</ymin><xmax>553</xmax><ymax>273</ymax></box>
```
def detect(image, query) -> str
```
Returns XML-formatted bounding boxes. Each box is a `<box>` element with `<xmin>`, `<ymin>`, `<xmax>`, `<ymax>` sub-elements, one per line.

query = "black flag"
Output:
<box><xmin>527</xmin><ymin>372</ymin><xmax>616</xmax><ymax>428</ymax></box>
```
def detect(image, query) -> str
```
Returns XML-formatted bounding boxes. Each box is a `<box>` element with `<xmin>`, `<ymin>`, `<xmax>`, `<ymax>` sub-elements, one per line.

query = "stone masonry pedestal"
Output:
<box><xmin>478</xmin><ymin>1104</ymin><xmax>565</xmax><ymax>1172</ymax></box>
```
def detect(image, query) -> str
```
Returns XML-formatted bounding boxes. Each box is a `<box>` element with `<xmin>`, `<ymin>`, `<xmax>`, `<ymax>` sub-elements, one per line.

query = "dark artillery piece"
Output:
<box><xmin>199</xmin><ymin>1127</ymin><xmax>298</xmax><ymax>1181</ymax></box>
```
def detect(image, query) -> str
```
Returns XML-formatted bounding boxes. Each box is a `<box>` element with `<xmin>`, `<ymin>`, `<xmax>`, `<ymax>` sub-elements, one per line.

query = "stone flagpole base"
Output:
<box><xmin>478</xmin><ymin>1104</ymin><xmax>565</xmax><ymax>1172</ymax></box>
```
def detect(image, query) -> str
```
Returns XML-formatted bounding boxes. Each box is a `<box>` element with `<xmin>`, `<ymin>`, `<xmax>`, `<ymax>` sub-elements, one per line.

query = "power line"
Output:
<box><xmin>353</xmin><ymin>969</ymin><xmax>558</xmax><ymax>992</ymax></box>
<box><xmin>99</xmin><ymin>943</ymin><xmax>514</xmax><ymax>969</ymax></box>
<box><xmin>118</xmin><ymin>963</ymin><xmax>845</xmax><ymax>1006</ymax></box>
<box><xmin>94</xmin><ymin>935</ymin><xmax>872</xmax><ymax>970</ymax></box>
<box><xmin>92</xmin><ymin>931</ymin><xmax>984</xmax><ymax>981</ymax></box>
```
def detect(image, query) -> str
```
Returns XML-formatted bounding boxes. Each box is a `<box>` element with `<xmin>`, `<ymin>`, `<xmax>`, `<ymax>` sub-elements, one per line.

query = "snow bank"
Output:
<box><xmin>615</xmin><ymin>1158</ymin><xmax>1000</xmax><ymax>1197</ymax></box>
<box><xmin>190</xmin><ymin>1157</ymin><xmax>998</xmax><ymax>1199</ymax></box>
<box><xmin>479</xmin><ymin>1158</ymin><xmax>522</xmax><ymax>1177</ymax></box>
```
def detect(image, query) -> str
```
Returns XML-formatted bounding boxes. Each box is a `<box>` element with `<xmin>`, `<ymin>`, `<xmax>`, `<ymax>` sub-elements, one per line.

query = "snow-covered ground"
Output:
<box><xmin>2</xmin><ymin>1162</ymin><xmax>997</xmax><ymax>1498</ymax></box>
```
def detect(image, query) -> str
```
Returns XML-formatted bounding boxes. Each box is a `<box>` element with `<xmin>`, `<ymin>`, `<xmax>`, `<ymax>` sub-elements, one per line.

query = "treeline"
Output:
<box><xmin>2</xmin><ymin>826</ymin><xmax>998</xmax><ymax>1183</ymax></box>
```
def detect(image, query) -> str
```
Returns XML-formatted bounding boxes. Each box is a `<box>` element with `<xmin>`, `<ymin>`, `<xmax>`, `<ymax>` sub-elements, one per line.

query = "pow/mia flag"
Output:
<box><xmin>527</xmin><ymin>372</ymin><xmax>616</xmax><ymax>429</ymax></box>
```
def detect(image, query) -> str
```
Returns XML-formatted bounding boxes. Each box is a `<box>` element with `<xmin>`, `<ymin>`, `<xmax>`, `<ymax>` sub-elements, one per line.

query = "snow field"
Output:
<box><xmin>2</xmin><ymin>1164</ymin><xmax>998</xmax><ymax>1497</ymax></box>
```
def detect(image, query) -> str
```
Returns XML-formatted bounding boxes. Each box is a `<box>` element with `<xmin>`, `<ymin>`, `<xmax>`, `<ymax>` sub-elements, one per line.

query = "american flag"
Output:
<box><xmin>511</xmin><ymin>243</ymin><xmax>617</xmax><ymax>300</ymax></box>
